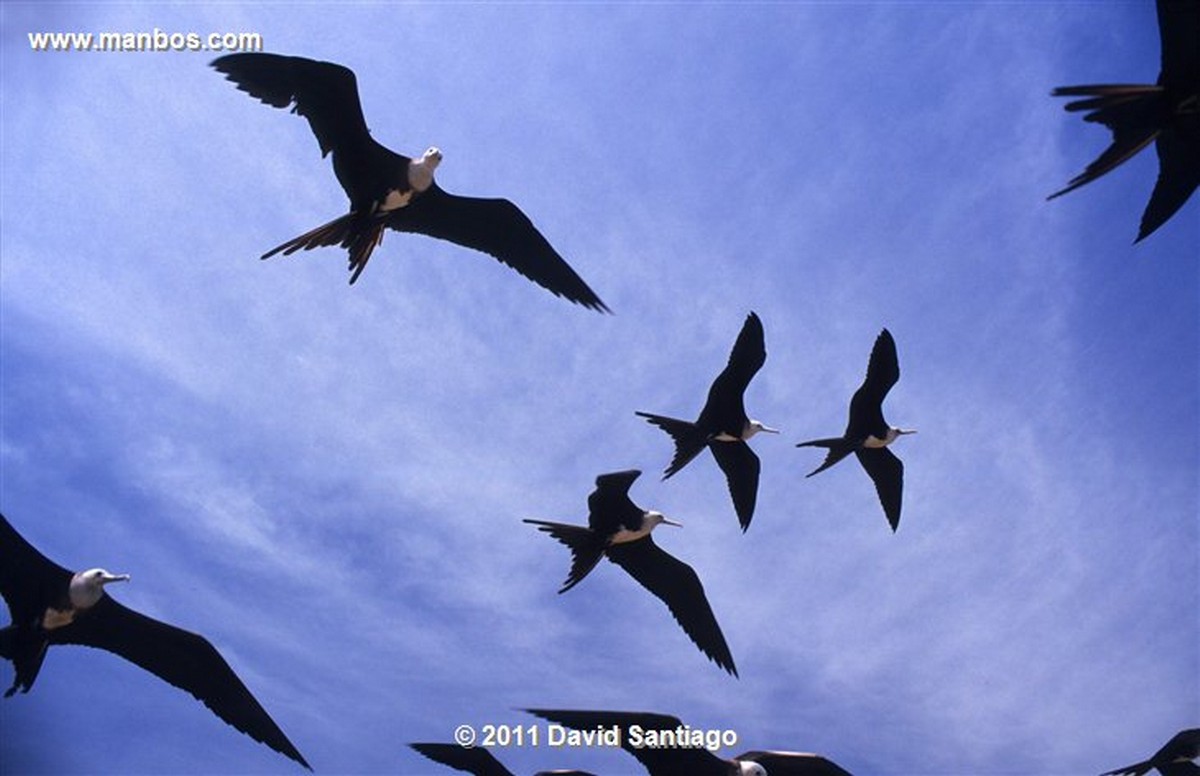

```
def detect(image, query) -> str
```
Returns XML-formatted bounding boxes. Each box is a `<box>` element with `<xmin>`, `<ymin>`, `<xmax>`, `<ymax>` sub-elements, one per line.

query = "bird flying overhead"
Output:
<box><xmin>410</xmin><ymin>742</ymin><xmax>597</xmax><ymax>776</ymax></box>
<box><xmin>524</xmin><ymin>708</ymin><xmax>853</xmax><ymax>776</ymax></box>
<box><xmin>524</xmin><ymin>469</ymin><xmax>738</xmax><ymax>676</ymax></box>
<box><xmin>637</xmin><ymin>312</ymin><xmax>777</xmax><ymax>532</ymax></box>
<box><xmin>0</xmin><ymin>512</ymin><xmax>310</xmax><ymax>770</ymax></box>
<box><xmin>211</xmin><ymin>52</ymin><xmax>609</xmax><ymax>311</ymax></box>
<box><xmin>797</xmin><ymin>329</ymin><xmax>914</xmax><ymax>531</ymax></box>
<box><xmin>1048</xmin><ymin>0</ymin><xmax>1200</xmax><ymax>242</ymax></box>
<box><xmin>1101</xmin><ymin>729</ymin><xmax>1200</xmax><ymax>776</ymax></box>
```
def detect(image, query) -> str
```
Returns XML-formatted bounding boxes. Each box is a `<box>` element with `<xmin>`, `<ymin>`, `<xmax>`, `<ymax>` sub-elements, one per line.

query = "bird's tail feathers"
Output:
<box><xmin>635</xmin><ymin>412</ymin><xmax>707</xmax><ymax>478</ymax></box>
<box><xmin>260</xmin><ymin>212</ymin><xmax>386</xmax><ymax>284</ymax></box>
<box><xmin>0</xmin><ymin>625</ymin><xmax>47</xmax><ymax>698</ymax></box>
<box><xmin>796</xmin><ymin>437</ymin><xmax>857</xmax><ymax>476</ymax></box>
<box><xmin>1048</xmin><ymin>84</ymin><xmax>1165</xmax><ymax>200</ymax></box>
<box><xmin>523</xmin><ymin>520</ymin><xmax>606</xmax><ymax>594</ymax></box>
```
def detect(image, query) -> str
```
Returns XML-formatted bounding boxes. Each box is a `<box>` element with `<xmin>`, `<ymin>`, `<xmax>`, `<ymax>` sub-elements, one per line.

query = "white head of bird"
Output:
<box><xmin>746</xmin><ymin>419</ymin><xmax>779</xmax><ymax>439</ymax></box>
<box><xmin>69</xmin><ymin>568</ymin><xmax>130</xmax><ymax>610</ymax></box>
<box><xmin>408</xmin><ymin>146</ymin><xmax>442</xmax><ymax>188</ymax></box>
<box><xmin>864</xmin><ymin>426</ymin><xmax>917</xmax><ymax>448</ymax></box>
<box><xmin>738</xmin><ymin>762</ymin><xmax>768</xmax><ymax>776</ymax></box>
<box><xmin>610</xmin><ymin>511</ymin><xmax>682</xmax><ymax>545</ymax></box>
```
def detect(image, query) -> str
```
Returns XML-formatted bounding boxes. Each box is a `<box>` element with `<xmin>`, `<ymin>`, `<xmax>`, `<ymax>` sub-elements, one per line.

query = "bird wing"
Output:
<box><xmin>211</xmin><ymin>52</ymin><xmax>371</xmax><ymax>159</ymax></box>
<box><xmin>524</xmin><ymin>709</ymin><xmax>729</xmax><ymax>776</ymax></box>
<box><xmin>846</xmin><ymin>329</ymin><xmax>899</xmax><ymax>439</ymax></box>
<box><xmin>737</xmin><ymin>751</ymin><xmax>855</xmax><ymax>776</ymax></box>
<box><xmin>0</xmin><ymin>513</ymin><xmax>73</xmax><ymax>626</ymax></box>
<box><xmin>708</xmin><ymin>441</ymin><xmax>761</xmax><ymax>532</ymax></box>
<box><xmin>855</xmin><ymin>448</ymin><xmax>904</xmax><ymax>532</ymax></box>
<box><xmin>588</xmin><ymin>470</ymin><xmax>648</xmax><ymax>535</ymax></box>
<box><xmin>52</xmin><ymin>596</ymin><xmax>310</xmax><ymax>769</ymax></box>
<box><xmin>1157</xmin><ymin>0</ymin><xmax>1200</xmax><ymax>93</ymax></box>
<box><xmin>636</xmin><ymin>412</ymin><xmax>709</xmax><ymax>479</ymax></box>
<box><xmin>1137</xmin><ymin>120</ymin><xmax>1200</xmax><ymax>242</ymax></box>
<box><xmin>605</xmin><ymin>538</ymin><xmax>737</xmax><ymax>676</ymax></box>
<box><xmin>700</xmin><ymin>312</ymin><xmax>766</xmax><ymax>434</ymax></box>
<box><xmin>388</xmin><ymin>184</ymin><xmax>609</xmax><ymax>312</ymax></box>
<box><xmin>409</xmin><ymin>742</ymin><xmax>516</xmax><ymax>776</ymax></box>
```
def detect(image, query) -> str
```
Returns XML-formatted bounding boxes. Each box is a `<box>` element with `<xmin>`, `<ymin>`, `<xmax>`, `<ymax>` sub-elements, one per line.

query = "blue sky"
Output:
<box><xmin>1</xmin><ymin>2</ymin><xmax>1196</xmax><ymax>775</ymax></box>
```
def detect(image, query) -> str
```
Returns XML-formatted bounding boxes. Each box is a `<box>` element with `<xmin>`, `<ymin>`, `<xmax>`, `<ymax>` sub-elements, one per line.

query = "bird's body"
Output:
<box><xmin>0</xmin><ymin>512</ymin><xmax>310</xmax><ymax>770</ymax></box>
<box><xmin>637</xmin><ymin>312</ymin><xmax>777</xmax><ymax>532</ymax></box>
<box><xmin>211</xmin><ymin>52</ymin><xmax>608</xmax><ymax>310</ymax></box>
<box><xmin>797</xmin><ymin>329</ymin><xmax>913</xmax><ymax>531</ymax></box>
<box><xmin>1049</xmin><ymin>0</ymin><xmax>1200</xmax><ymax>241</ymax></box>
<box><xmin>1102</xmin><ymin>729</ymin><xmax>1200</xmax><ymax>776</ymax></box>
<box><xmin>524</xmin><ymin>709</ymin><xmax>853</xmax><ymax>776</ymax></box>
<box><xmin>524</xmin><ymin>470</ymin><xmax>738</xmax><ymax>676</ymax></box>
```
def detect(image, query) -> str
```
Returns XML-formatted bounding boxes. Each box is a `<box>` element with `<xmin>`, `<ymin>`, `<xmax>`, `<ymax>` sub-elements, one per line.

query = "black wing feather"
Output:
<box><xmin>211</xmin><ymin>53</ymin><xmax>370</xmax><ymax>159</ymax></box>
<box><xmin>847</xmin><ymin>329</ymin><xmax>899</xmax><ymax>440</ymax></box>
<box><xmin>53</xmin><ymin>597</ymin><xmax>310</xmax><ymax>769</ymax></box>
<box><xmin>856</xmin><ymin>447</ymin><xmax>904</xmax><ymax>532</ymax></box>
<box><xmin>700</xmin><ymin>312</ymin><xmax>766</xmax><ymax>434</ymax></box>
<box><xmin>1138</xmin><ymin>119</ymin><xmax>1200</xmax><ymax>241</ymax></box>
<box><xmin>708</xmin><ymin>441</ymin><xmax>761</xmax><ymax>532</ymax></box>
<box><xmin>0</xmin><ymin>513</ymin><xmax>72</xmax><ymax>627</ymax></box>
<box><xmin>1158</xmin><ymin>0</ymin><xmax>1200</xmax><ymax>93</ymax></box>
<box><xmin>605</xmin><ymin>538</ymin><xmax>737</xmax><ymax>676</ymax></box>
<box><xmin>390</xmin><ymin>184</ymin><xmax>609</xmax><ymax>312</ymax></box>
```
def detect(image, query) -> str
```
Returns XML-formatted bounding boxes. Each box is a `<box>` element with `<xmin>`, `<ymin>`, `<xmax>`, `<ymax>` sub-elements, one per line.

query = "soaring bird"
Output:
<box><xmin>524</xmin><ymin>470</ymin><xmax>738</xmax><ymax>676</ymax></box>
<box><xmin>410</xmin><ymin>742</ymin><xmax>597</xmax><ymax>776</ymax></box>
<box><xmin>524</xmin><ymin>709</ymin><xmax>853</xmax><ymax>776</ymax></box>
<box><xmin>0</xmin><ymin>512</ymin><xmax>310</xmax><ymax>770</ymax></box>
<box><xmin>1048</xmin><ymin>0</ymin><xmax>1200</xmax><ymax>242</ymax></box>
<box><xmin>1101</xmin><ymin>729</ymin><xmax>1200</xmax><ymax>776</ymax></box>
<box><xmin>637</xmin><ymin>312</ymin><xmax>778</xmax><ymax>532</ymax></box>
<box><xmin>211</xmin><ymin>52</ymin><xmax>609</xmax><ymax>311</ymax></box>
<box><xmin>797</xmin><ymin>329</ymin><xmax>914</xmax><ymax>531</ymax></box>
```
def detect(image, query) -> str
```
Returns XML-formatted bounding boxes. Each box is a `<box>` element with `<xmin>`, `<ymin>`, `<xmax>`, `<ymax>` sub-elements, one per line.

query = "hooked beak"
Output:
<box><xmin>899</xmin><ymin>428</ymin><xmax>917</xmax><ymax>436</ymax></box>
<box><xmin>660</xmin><ymin>517</ymin><xmax>683</xmax><ymax>528</ymax></box>
<box><xmin>760</xmin><ymin>425</ymin><xmax>780</xmax><ymax>434</ymax></box>
<box><xmin>102</xmin><ymin>573</ymin><xmax>131</xmax><ymax>585</ymax></box>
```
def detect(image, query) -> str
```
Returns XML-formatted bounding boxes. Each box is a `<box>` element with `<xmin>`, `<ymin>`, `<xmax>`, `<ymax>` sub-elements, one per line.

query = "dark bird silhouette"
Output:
<box><xmin>524</xmin><ymin>470</ymin><xmax>737</xmax><ymax>676</ymax></box>
<box><xmin>1049</xmin><ymin>0</ymin><xmax>1200</xmax><ymax>241</ymax></box>
<box><xmin>1101</xmin><ymin>729</ymin><xmax>1200</xmax><ymax>776</ymax></box>
<box><xmin>410</xmin><ymin>742</ymin><xmax>597</xmax><ymax>776</ymax></box>
<box><xmin>211</xmin><ymin>52</ymin><xmax>608</xmax><ymax>311</ymax></box>
<box><xmin>524</xmin><ymin>709</ymin><xmax>853</xmax><ymax>776</ymax></box>
<box><xmin>0</xmin><ymin>512</ymin><xmax>310</xmax><ymax>770</ymax></box>
<box><xmin>637</xmin><ymin>312</ymin><xmax>777</xmax><ymax>532</ymax></box>
<box><xmin>797</xmin><ymin>329</ymin><xmax>914</xmax><ymax>531</ymax></box>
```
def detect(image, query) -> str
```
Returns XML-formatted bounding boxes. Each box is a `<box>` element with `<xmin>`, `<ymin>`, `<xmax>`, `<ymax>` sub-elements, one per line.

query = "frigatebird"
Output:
<box><xmin>1048</xmin><ymin>0</ymin><xmax>1200</xmax><ymax>242</ymax></box>
<box><xmin>211</xmin><ymin>52</ymin><xmax>609</xmax><ymax>311</ymax></box>
<box><xmin>797</xmin><ymin>329</ymin><xmax>914</xmax><ymax>532</ymax></box>
<box><xmin>524</xmin><ymin>469</ymin><xmax>738</xmax><ymax>676</ymax></box>
<box><xmin>0</xmin><ymin>512</ymin><xmax>310</xmax><ymax>770</ymax></box>
<box><xmin>524</xmin><ymin>709</ymin><xmax>853</xmax><ymax>776</ymax></box>
<box><xmin>1101</xmin><ymin>729</ymin><xmax>1200</xmax><ymax>776</ymax></box>
<box><xmin>637</xmin><ymin>312</ymin><xmax>777</xmax><ymax>532</ymax></box>
<box><xmin>410</xmin><ymin>742</ymin><xmax>597</xmax><ymax>776</ymax></box>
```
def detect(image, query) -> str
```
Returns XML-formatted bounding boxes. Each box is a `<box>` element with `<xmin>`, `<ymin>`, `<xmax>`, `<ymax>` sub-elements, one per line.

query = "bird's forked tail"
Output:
<box><xmin>635</xmin><ymin>412</ymin><xmax>708</xmax><ymax>479</ymax></box>
<box><xmin>796</xmin><ymin>436</ymin><xmax>858</xmax><ymax>477</ymax></box>
<box><xmin>523</xmin><ymin>520</ymin><xmax>607</xmax><ymax>594</ymax></box>
<box><xmin>260</xmin><ymin>211</ymin><xmax>387</xmax><ymax>284</ymax></box>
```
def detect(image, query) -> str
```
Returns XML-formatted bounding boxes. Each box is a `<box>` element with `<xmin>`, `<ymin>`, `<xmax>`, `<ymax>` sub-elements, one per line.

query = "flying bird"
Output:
<box><xmin>1101</xmin><ymin>729</ymin><xmax>1200</xmax><ymax>776</ymax></box>
<box><xmin>524</xmin><ymin>709</ymin><xmax>853</xmax><ymax>776</ymax></box>
<box><xmin>1048</xmin><ymin>0</ymin><xmax>1200</xmax><ymax>242</ymax></box>
<box><xmin>636</xmin><ymin>312</ymin><xmax>778</xmax><ymax>532</ymax></box>
<box><xmin>410</xmin><ymin>742</ymin><xmax>597</xmax><ymax>776</ymax></box>
<box><xmin>524</xmin><ymin>469</ymin><xmax>738</xmax><ymax>676</ymax></box>
<box><xmin>0</xmin><ymin>512</ymin><xmax>310</xmax><ymax>770</ymax></box>
<box><xmin>211</xmin><ymin>52</ymin><xmax>609</xmax><ymax>311</ymax></box>
<box><xmin>797</xmin><ymin>329</ymin><xmax>914</xmax><ymax>531</ymax></box>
